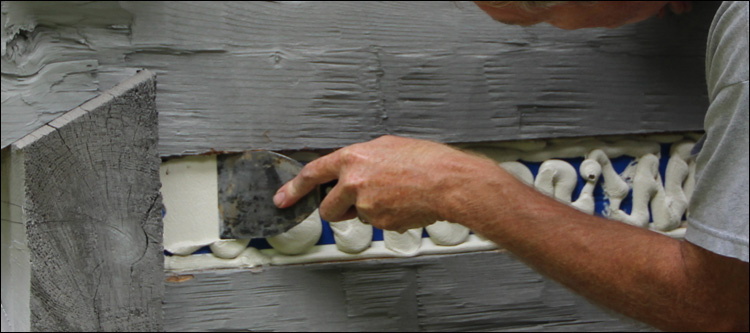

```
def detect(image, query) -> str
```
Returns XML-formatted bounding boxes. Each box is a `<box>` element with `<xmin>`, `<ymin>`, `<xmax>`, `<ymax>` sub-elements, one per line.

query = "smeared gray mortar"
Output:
<box><xmin>2</xmin><ymin>1</ymin><xmax>719</xmax><ymax>156</ymax></box>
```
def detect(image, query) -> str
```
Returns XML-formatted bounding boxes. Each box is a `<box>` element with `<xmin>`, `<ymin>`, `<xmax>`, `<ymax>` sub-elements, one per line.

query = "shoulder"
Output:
<box><xmin>706</xmin><ymin>1</ymin><xmax>748</xmax><ymax>101</ymax></box>
<box><xmin>686</xmin><ymin>1</ymin><xmax>749</xmax><ymax>263</ymax></box>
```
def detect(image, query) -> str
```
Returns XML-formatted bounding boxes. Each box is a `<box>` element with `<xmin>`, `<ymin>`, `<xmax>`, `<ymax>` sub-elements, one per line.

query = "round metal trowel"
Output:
<box><xmin>218</xmin><ymin>151</ymin><xmax>320</xmax><ymax>239</ymax></box>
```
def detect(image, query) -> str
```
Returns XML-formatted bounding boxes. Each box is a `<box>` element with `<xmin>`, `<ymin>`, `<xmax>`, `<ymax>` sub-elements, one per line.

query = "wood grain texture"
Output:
<box><xmin>164</xmin><ymin>250</ymin><xmax>653</xmax><ymax>332</ymax></box>
<box><xmin>2</xmin><ymin>1</ymin><xmax>719</xmax><ymax>156</ymax></box>
<box><xmin>0</xmin><ymin>2</ymin><xmax>722</xmax><ymax>330</ymax></box>
<box><xmin>15</xmin><ymin>70</ymin><xmax>163</xmax><ymax>331</ymax></box>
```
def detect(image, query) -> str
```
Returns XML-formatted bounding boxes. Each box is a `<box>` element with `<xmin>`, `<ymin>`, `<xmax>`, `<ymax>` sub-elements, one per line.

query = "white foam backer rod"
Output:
<box><xmin>210</xmin><ymin>239</ymin><xmax>252</xmax><ymax>259</ymax></box>
<box><xmin>499</xmin><ymin>161</ymin><xmax>534</xmax><ymax>185</ymax></box>
<box><xmin>329</xmin><ymin>217</ymin><xmax>373</xmax><ymax>254</ymax></box>
<box><xmin>534</xmin><ymin>159</ymin><xmax>577</xmax><ymax>203</ymax></box>
<box><xmin>426</xmin><ymin>221</ymin><xmax>470</xmax><ymax>246</ymax></box>
<box><xmin>267</xmin><ymin>209</ymin><xmax>323</xmax><ymax>255</ymax></box>
<box><xmin>652</xmin><ymin>141</ymin><xmax>694</xmax><ymax>231</ymax></box>
<box><xmin>571</xmin><ymin>159</ymin><xmax>601</xmax><ymax>214</ymax></box>
<box><xmin>384</xmin><ymin>228</ymin><xmax>423</xmax><ymax>256</ymax></box>
<box><xmin>610</xmin><ymin>154</ymin><xmax>661</xmax><ymax>228</ymax></box>
<box><xmin>587</xmin><ymin>149</ymin><xmax>631</xmax><ymax>211</ymax></box>
<box><xmin>161</xmin><ymin>135</ymin><xmax>699</xmax><ymax>271</ymax></box>
<box><xmin>166</xmin><ymin>247</ymin><xmax>270</xmax><ymax>271</ymax></box>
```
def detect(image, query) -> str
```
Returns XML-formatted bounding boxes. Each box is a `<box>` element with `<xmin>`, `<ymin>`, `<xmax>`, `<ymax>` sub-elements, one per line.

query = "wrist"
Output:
<box><xmin>435</xmin><ymin>151</ymin><xmax>519</xmax><ymax>228</ymax></box>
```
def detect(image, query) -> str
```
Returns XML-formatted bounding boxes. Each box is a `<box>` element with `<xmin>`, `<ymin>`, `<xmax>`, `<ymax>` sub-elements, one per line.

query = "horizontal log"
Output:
<box><xmin>2</xmin><ymin>2</ymin><xmax>718</xmax><ymax>156</ymax></box>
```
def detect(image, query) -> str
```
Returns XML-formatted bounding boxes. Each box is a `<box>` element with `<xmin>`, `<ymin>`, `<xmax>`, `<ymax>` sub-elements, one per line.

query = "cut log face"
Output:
<box><xmin>1</xmin><ymin>70</ymin><xmax>163</xmax><ymax>332</ymax></box>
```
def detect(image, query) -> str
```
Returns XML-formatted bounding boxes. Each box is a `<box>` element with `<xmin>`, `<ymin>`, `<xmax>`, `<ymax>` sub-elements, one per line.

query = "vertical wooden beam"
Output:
<box><xmin>2</xmin><ymin>70</ymin><xmax>162</xmax><ymax>331</ymax></box>
<box><xmin>1</xmin><ymin>147</ymin><xmax>30</xmax><ymax>331</ymax></box>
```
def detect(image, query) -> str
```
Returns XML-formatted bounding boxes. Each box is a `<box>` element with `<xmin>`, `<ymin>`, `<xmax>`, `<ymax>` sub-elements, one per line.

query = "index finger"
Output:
<box><xmin>274</xmin><ymin>150</ymin><xmax>343</xmax><ymax>208</ymax></box>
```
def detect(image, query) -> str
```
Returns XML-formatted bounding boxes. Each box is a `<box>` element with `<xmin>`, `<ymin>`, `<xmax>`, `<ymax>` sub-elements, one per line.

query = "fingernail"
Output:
<box><xmin>273</xmin><ymin>191</ymin><xmax>286</xmax><ymax>207</ymax></box>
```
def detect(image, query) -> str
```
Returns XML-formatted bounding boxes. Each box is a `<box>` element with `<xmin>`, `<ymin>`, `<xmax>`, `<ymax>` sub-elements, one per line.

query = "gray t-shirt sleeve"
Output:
<box><xmin>685</xmin><ymin>1</ymin><xmax>749</xmax><ymax>263</ymax></box>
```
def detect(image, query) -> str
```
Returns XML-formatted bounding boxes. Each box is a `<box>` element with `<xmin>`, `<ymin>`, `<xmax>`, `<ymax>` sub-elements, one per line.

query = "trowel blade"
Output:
<box><xmin>218</xmin><ymin>151</ymin><xmax>320</xmax><ymax>239</ymax></box>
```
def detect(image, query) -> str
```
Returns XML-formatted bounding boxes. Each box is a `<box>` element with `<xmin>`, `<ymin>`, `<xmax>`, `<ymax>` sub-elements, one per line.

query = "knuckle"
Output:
<box><xmin>339</xmin><ymin>180</ymin><xmax>358</xmax><ymax>195</ymax></box>
<box><xmin>341</xmin><ymin>174</ymin><xmax>367</xmax><ymax>193</ymax></box>
<box><xmin>355</xmin><ymin>200</ymin><xmax>377</xmax><ymax>220</ymax></box>
<box><xmin>355</xmin><ymin>198</ymin><xmax>374</xmax><ymax>213</ymax></box>
<box><xmin>339</xmin><ymin>149</ymin><xmax>359</xmax><ymax>165</ymax></box>
<box><xmin>339</xmin><ymin>146</ymin><xmax>372</xmax><ymax>166</ymax></box>
<box><xmin>298</xmin><ymin>166</ymin><xmax>315</xmax><ymax>183</ymax></box>
<box><xmin>284</xmin><ymin>179</ymin><xmax>300</xmax><ymax>197</ymax></box>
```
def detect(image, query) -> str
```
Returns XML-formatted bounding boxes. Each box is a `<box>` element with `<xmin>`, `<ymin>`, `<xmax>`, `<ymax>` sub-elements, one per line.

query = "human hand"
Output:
<box><xmin>273</xmin><ymin>135</ymin><xmax>499</xmax><ymax>232</ymax></box>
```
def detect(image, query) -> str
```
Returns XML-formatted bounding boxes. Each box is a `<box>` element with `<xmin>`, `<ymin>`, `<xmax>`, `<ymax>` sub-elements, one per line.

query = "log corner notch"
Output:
<box><xmin>1</xmin><ymin>70</ymin><xmax>163</xmax><ymax>331</ymax></box>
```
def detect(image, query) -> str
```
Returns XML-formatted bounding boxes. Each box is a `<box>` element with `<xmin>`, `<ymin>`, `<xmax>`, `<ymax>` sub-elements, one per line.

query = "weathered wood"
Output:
<box><xmin>2</xmin><ymin>1</ymin><xmax>719</xmax><ymax>156</ymax></box>
<box><xmin>1</xmin><ymin>70</ymin><xmax>162</xmax><ymax>331</ymax></box>
<box><xmin>1</xmin><ymin>147</ymin><xmax>30</xmax><ymax>332</ymax></box>
<box><xmin>0</xmin><ymin>2</ymin><xmax>723</xmax><ymax>331</ymax></box>
<box><xmin>164</xmin><ymin>250</ymin><xmax>652</xmax><ymax>332</ymax></box>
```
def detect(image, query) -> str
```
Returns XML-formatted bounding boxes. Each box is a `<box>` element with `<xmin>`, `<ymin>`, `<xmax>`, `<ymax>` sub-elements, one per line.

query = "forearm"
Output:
<box><xmin>276</xmin><ymin>136</ymin><xmax>747</xmax><ymax>330</ymax></box>
<box><xmin>442</xmin><ymin>157</ymin><xmax>747</xmax><ymax>331</ymax></box>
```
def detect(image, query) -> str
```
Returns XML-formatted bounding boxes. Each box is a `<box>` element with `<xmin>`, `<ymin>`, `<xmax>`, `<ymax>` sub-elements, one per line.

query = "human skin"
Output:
<box><xmin>275</xmin><ymin>136</ymin><xmax>748</xmax><ymax>331</ymax></box>
<box><xmin>274</xmin><ymin>2</ymin><xmax>749</xmax><ymax>331</ymax></box>
<box><xmin>474</xmin><ymin>1</ymin><xmax>692</xmax><ymax>29</ymax></box>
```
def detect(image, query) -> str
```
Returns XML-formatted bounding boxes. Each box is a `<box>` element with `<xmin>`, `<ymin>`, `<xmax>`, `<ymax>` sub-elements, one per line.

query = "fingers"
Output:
<box><xmin>319</xmin><ymin>183</ymin><xmax>358</xmax><ymax>222</ymax></box>
<box><xmin>274</xmin><ymin>151</ymin><xmax>342</xmax><ymax>208</ymax></box>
